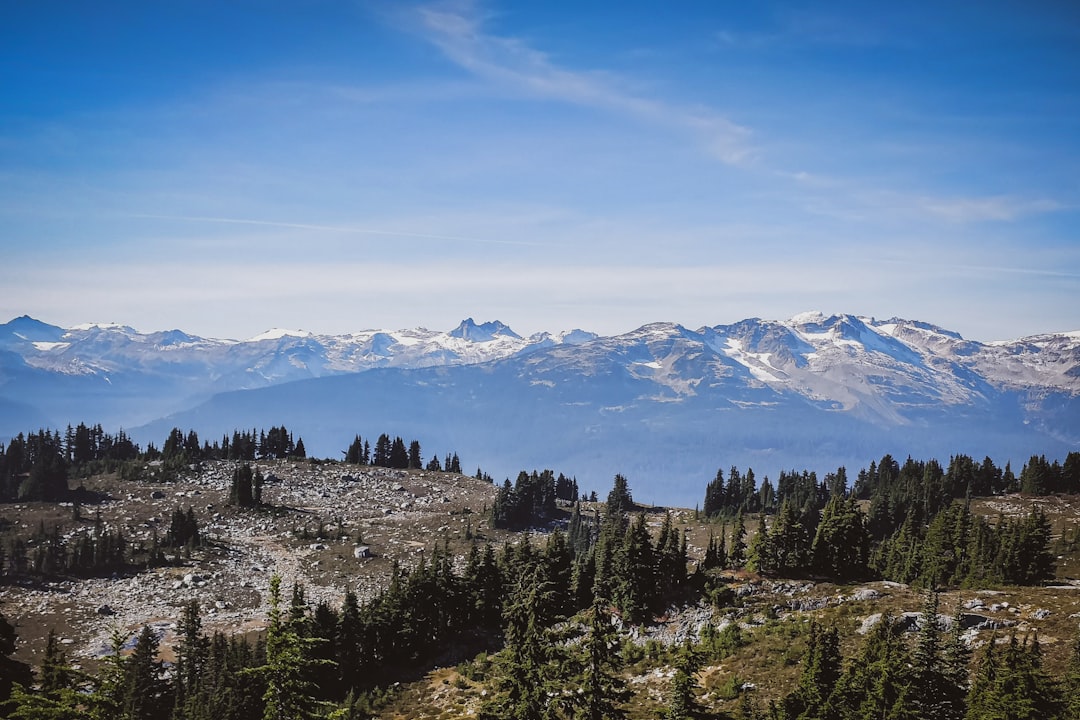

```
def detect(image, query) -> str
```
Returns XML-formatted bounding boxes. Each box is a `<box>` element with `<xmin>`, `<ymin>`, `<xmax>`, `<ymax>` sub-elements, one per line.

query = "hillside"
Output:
<box><xmin>2</xmin><ymin>458</ymin><xmax>1079</xmax><ymax>718</ymax></box>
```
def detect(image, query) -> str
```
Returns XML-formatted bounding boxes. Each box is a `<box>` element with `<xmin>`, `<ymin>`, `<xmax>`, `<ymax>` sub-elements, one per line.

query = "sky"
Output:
<box><xmin>1</xmin><ymin>0</ymin><xmax>1078</xmax><ymax>342</ymax></box>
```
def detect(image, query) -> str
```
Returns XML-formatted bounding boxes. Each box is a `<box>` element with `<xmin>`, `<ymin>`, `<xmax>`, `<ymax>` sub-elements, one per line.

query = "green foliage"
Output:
<box><xmin>492</xmin><ymin>470</ymin><xmax>560</xmax><ymax>530</ymax></box>
<box><xmin>964</xmin><ymin>633</ymin><xmax>1066</xmax><ymax>720</ymax></box>
<box><xmin>477</xmin><ymin>569</ymin><xmax>574</xmax><ymax>720</ymax></box>
<box><xmin>664</xmin><ymin>643</ymin><xmax>702</xmax><ymax>720</ymax></box>
<box><xmin>252</xmin><ymin>574</ymin><xmax>334</xmax><ymax>720</ymax></box>
<box><xmin>783</xmin><ymin>620</ymin><xmax>841</xmax><ymax>720</ymax></box>
<box><xmin>575</xmin><ymin>598</ymin><xmax>629</xmax><ymax>720</ymax></box>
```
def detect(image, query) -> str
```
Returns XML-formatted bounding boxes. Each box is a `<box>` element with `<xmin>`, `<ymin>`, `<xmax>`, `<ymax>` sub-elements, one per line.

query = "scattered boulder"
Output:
<box><xmin>857</xmin><ymin>613</ymin><xmax>883</xmax><ymax>634</ymax></box>
<box><xmin>353</xmin><ymin>546</ymin><xmax>372</xmax><ymax>559</ymax></box>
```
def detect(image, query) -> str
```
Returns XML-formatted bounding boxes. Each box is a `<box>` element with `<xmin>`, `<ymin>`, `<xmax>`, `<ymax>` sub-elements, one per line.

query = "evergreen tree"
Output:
<box><xmin>826</xmin><ymin>613</ymin><xmax>915</xmax><ymax>720</ymax></box>
<box><xmin>664</xmin><ymin>643</ymin><xmax>702</xmax><ymax>720</ymax></box>
<box><xmin>616</xmin><ymin>514</ymin><xmax>656</xmax><ymax>624</ymax></box>
<box><xmin>575</xmin><ymin>596</ymin><xmax>629</xmax><ymax>720</ymax></box>
<box><xmin>478</xmin><ymin>569</ymin><xmax>572</xmax><ymax>720</ymax></box>
<box><xmin>785</xmin><ymin>621</ymin><xmax>841</xmax><ymax>720</ymax></box>
<box><xmin>1064</xmin><ymin>627</ymin><xmax>1080</xmax><ymax>720</ymax></box>
<box><xmin>909</xmin><ymin>591</ymin><xmax>951</xmax><ymax>719</ymax></box>
<box><xmin>746</xmin><ymin>516</ymin><xmax>773</xmax><ymax>574</ymax></box>
<box><xmin>123</xmin><ymin>626</ymin><xmax>170</xmax><ymax>720</ymax></box>
<box><xmin>606</xmin><ymin>474</ymin><xmax>634</xmax><ymax>518</ymax></box>
<box><xmin>89</xmin><ymin>629</ymin><xmax>127</xmax><ymax>720</ymax></box>
<box><xmin>729</xmin><ymin>511</ymin><xmax>747</xmax><ymax>569</ymax></box>
<box><xmin>811</xmin><ymin>496</ymin><xmax>869</xmax><ymax>580</ymax></box>
<box><xmin>172</xmin><ymin>600</ymin><xmax>208</xmax><ymax>720</ymax></box>
<box><xmin>255</xmin><ymin>574</ymin><xmax>332</xmax><ymax>720</ymax></box>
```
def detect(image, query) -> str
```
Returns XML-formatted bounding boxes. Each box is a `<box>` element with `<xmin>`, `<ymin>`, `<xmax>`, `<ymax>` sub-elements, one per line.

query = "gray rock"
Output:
<box><xmin>857</xmin><ymin>613</ymin><xmax>883</xmax><ymax>634</ymax></box>
<box><xmin>851</xmin><ymin>588</ymin><xmax>881</xmax><ymax>602</ymax></box>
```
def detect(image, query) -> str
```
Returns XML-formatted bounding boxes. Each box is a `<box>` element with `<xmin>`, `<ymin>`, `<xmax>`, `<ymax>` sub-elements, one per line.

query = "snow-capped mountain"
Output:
<box><xmin>2</xmin><ymin>312</ymin><xmax>1077</xmax><ymax>505</ymax></box>
<box><xmin>0</xmin><ymin>316</ymin><xmax>597</xmax><ymax>432</ymax></box>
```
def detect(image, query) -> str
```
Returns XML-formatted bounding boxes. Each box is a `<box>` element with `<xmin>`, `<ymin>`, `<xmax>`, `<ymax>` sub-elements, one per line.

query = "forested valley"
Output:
<box><xmin>1</xmin><ymin>423</ymin><xmax>1079</xmax><ymax>718</ymax></box>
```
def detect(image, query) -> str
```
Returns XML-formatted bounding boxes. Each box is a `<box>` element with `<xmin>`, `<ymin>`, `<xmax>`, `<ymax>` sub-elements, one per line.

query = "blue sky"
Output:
<box><xmin>1</xmin><ymin>0</ymin><xmax>1078</xmax><ymax>341</ymax></box>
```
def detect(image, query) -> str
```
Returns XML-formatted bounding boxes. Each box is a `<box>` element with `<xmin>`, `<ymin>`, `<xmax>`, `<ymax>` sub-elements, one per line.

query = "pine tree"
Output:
<box><xmin>40</xmin><ymin>629</ymin><xmax>75</xmax><ymax>694</ymax></box>
<box><xmin>255</xmin><ymin>574</ymin><xmax>333</xmax><ymax>720</ymax></box>
<box><xmin>664</xmin><ymin>643</ymin><xmax>701</xmax><ymax>720</ymax></box>
<box><xmin>729</xmin><ymin>511</ymin><xmax>747</xmax><ymax>569</ymax></box>
<box><xmin>909</xmin><ymin>590</ymin><xmax>951</xmax><ymax>719</ymax></box>
<box><xmin>89</xmin><ymin>629</ymin><xmax>126</xmax><ymax>720</ymax></box>
<box><xmin>123</xmin><ymin>626</ymin><xmax>170</xmax><ymax>720</ymax></box>
<box><xmin>616</xmin><ymin>513</ymin><xmax>656</xmax><ymax>624</ymax></box>
<box><xmin>606</xmin><ymin>474</ymin><xmax>634</xmax><ymax>518</ymax></box>
<box><xmin>827</xmin><ymin>614</ymin><xmax>915</xmax><ymax>720</ymax></box>
<box><xmin>172</xmin><ymin>600</ymin><xmax>208</xmax><ymax>720</ymax></box>
<box><xmin>1064</xmin><ymin>627</ymin><xmax>1080</xmax><ymax>720</ymax></box>
<box><xmin>746</xmin><ymin>516</ymin><xmax>773</xmax><ymax>574</ymax></box>
<box><xmin>575</xmin><ymin>596</ymin><xmax>629</xmax><ymax>720</ymax></box>
<box><xmin>785</xmin><ymin>621</ymin><xmax>841</xmax><ymax>720</ymax></box>
<box><xmin>478</xmin><ymin>568</ymin><xmax>571</xmax><ymax>720</ymax></box>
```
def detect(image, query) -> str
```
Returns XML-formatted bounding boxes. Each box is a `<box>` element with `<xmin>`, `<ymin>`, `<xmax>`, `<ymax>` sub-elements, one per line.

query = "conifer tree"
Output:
<box><xmin>478</xmin><ymin>569</ymin><xmax>571</xmax><ymax>720</ymax></box>
<box><xmin>664</xmin><ymin>642</ymin><xmax>702</xmax><ymax>720</ymax></box>
<box><xmin>172</xmin><ymin>600</ymin><xmax>208</xmax><ymax>720</ymax></box>
<box><xmin>1064</xmin><ymin>628</ymin><xmax>1080</xmax><ymax>720</ymax></box>
<box><xmin>255</xmin><ymin>574</ymin><xmax>332</xmax><ymax>720</ymax></box>
<box><xmin>746</xmin><ymin>517</ymin><xmax>773</xmax><ymax>574</ymax></box>
<box><xmin>616</xmin><ymin>513</ymin><xmax>656</xmax><ymax>624</ymax></box>
<box><xmin>89</xmin><ymin>629</ymin><xmax>127</xmax><ymax>720</ymax></box>
<box><xmin>123</xmin><ymin>625</ymin><xmax>170</xmax><ymax>720</ymax></box>
<box><xmin>729</xmin><ymin>511</ymin><xmax>747</xmax><ymax>569</ymax></box>
<box><xmin>576</xmin><ymin>596</ymin><xmax>629</xmax><ymax>720</ymax></box>
<box><xmin>909</xmin><ymin>590</ymin><xmax>951</xmax><ymax>719</ymax></box>
<box><xmin>7</xmin><ymin>629</ymin><xmax>82</xmax><ymax>720</ymax></box>
<box><xmin>784</xmin><ymin>621</ymin><xmax>841</xmax><ymax>720</ymax></box>
<box><xmin>827</xmin><ymin>614</ymin><xmax>914</xmax><ymax>720</ymax></box>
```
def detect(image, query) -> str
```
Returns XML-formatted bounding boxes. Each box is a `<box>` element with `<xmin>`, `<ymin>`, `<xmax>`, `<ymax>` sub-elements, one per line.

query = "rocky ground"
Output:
<box><xmin>0</xmin><ymin>459</ymin><xmax>500</xmax><ymax>667</ymax></box>
<box><xmin>2</xmin><ymin>464</ymin><xmax>1080</xmax><ymax>714</ymax></box>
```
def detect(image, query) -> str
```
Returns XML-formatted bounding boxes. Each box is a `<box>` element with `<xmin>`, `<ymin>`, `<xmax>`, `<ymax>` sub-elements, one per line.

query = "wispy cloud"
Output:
<box><xmin>126</xmin><ymin>214</ymin><xmax>543</xmax><ymax>246</ymax></box>
<box><xmin>406</xmin><ymin>2</ymin><xmax>755</xmax><ymax>165</ymax></box>
<box><xmin>918</xmin><ymin>196</ymin><xmax>1065</xmax><ymax>223</ymax></box>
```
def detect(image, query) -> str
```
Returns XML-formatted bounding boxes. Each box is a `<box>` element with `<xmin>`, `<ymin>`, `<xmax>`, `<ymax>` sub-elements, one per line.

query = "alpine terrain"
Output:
<box><xmin>2</xmin><ymin>312</ymin><xmax>1077</xmax><ymax>505</ymax></box>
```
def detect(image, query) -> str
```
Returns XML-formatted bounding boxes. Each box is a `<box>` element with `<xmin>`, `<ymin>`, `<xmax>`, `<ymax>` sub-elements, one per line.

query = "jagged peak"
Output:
<box><xmin>449</xmin><ymin>318</ymin><xmax>520</xmax><ymax>341</ymax></box>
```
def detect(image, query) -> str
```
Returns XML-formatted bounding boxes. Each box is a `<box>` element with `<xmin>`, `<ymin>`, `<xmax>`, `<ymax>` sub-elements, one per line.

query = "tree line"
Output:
<box><xmin>700</xmin><ymin>453</ymin><xmax>1074</xmax><ymax>587</ymax></box>
<box><xmin>0</xmin><ymin>423</ymin><xmax>475</xmax><ymax>504</ymax></box>
<box><xmin>342</xmin><ymin>432</ymin><xmax>461</xmax><ymax>473</ymax></box>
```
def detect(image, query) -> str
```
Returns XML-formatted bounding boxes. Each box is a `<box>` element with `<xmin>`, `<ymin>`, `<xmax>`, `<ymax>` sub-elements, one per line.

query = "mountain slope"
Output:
<box><xmin>2</xmin><ymin>313</ymin><xmax>1077</xmax><ymax>504</ymax></box>
<box><xmin>128</xmin><ymin>316</ymin><xmax>1080</xmax><ymax>506</ymax></box>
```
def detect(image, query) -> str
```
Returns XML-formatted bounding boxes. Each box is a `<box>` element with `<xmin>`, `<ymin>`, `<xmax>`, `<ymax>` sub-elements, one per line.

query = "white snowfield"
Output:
<box><xmin>3</xmin><ymin>312</ymin><xmax>1078</xmax><ymax>413</ymax></box>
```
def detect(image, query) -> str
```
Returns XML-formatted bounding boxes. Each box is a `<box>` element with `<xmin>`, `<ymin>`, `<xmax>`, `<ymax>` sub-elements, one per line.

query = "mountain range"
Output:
<box><xmin>2</xmin><ymin>313</ymin><xmax>1078</xmax><ymax>505</ymax></box>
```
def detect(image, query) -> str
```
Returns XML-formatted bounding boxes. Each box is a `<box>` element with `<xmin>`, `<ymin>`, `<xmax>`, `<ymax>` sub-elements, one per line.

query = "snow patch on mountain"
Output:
<box><xmin>247</xmin><ymin>328</ymin><xmax>313</xmax><ymax>342</ymax></box>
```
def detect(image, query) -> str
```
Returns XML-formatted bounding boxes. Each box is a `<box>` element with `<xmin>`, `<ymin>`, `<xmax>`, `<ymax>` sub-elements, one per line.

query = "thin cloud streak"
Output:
<box><xmin>409</xmin><ymin>3</ymin><xmax>755</xmax><ymax>165</ymax></box>
<box><xmin>127</xmin><ymin>214</ymin><xmax>543</xmax><ymax>246</ymax></box>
